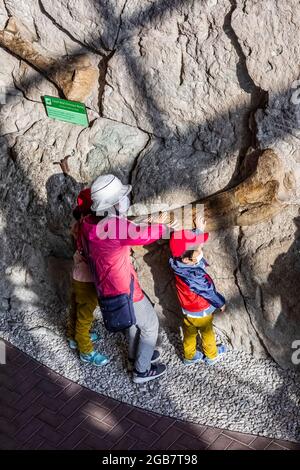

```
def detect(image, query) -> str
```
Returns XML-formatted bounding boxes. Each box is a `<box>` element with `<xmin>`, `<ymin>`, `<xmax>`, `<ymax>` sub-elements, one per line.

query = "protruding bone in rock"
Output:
<box><xmin>203</xmin><ymin>149</ymin><xmax>292</xmax><ymax>231</ymax></box>
<box><xmin>133</xmin><ymin>150</ymin><xmax>293</xmax><ymax>231</ymax></box>
<box><xmin>0</xmin><ymin>17</ymin><xmax>98</xmax><ymax>102</ymax></box>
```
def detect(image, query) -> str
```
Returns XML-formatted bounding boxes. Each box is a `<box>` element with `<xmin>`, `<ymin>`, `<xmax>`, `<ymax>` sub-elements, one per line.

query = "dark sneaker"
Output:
<box><xmin>150</xmin><ymin>350</ymin><xmax>160</xmax><ymax>364</ymax></box>
<box><xmin>132</xmin><ymin>363</ymin><xmax>166</xmax><ymax>384</ymax></box>
<box><xmin>128</xmin><ymin>350</ymin><xmax>160</xmax><ymax>371</ymax></box>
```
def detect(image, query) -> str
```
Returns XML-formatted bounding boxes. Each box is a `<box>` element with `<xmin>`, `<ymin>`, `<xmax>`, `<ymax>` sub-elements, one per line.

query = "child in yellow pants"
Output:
<box><xmin>169</xmin><ymin>229</ymin><xmax>227</xmax><ymax>365</ymax></box>
<box><xmin>67</xmin><ymin>188</ymin><xmax>109</xmax><ymax>366</ymax></box>
<box><xmin>67</xmin><ymin>279</ymin><xmax>98</xmax><ymax>354</ymax></box>
<box><xmin>182</xmin><ymin>315</ymin><xmax>218</xmax><ymax>361</ymax></box>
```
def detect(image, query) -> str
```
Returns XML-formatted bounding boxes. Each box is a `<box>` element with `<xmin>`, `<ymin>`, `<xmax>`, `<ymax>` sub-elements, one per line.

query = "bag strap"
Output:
<box><xmin>129</xmin><ymin>275</ymin><xmax>134</xmax><ymax>300</ymax></box>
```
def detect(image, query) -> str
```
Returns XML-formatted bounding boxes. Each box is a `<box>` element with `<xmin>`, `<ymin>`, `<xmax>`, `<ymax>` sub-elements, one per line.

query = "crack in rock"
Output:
<box><xmin>113</xmin><ymin>0</ymin><xmax>128</xmax><ymax>49</ymax></box>
<box><xmin>38</xmin><ymin>0</ymin><xmax>109</xmax><ymax>56</ymax></box>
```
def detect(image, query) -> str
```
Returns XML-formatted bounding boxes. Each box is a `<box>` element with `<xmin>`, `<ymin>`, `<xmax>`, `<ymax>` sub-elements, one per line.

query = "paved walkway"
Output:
<box><xmin>1</xmin><ymin>340</ymin><xmax>299</xmax><ymax>451</ymax></box>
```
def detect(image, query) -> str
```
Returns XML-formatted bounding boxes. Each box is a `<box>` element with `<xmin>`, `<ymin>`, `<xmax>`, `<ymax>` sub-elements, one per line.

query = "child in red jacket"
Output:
<box><xmin>169</xmin><ymin>229</ymin><xmax>227</xmax><ymax>365</ymax></box>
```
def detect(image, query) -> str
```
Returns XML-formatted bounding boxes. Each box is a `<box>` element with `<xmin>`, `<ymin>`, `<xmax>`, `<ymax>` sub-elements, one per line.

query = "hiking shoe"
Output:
<box><xmin>205</xmin><ymin>344</ymin><xmax>227</xmax><ymax>365</ymax></box>
<box><xmin>68</xmin><ymin>332</ymin><xmax>99</xmax><ymax>350</ymax></box>
<box><xmin>183</xmin><ymin>350</ymin><xmax>204</xmax><ymax>365</ymax></box>
<box><xmin>132</xmin><ymin>363</ymin><xmax>166</xmax><ymax>384</ymax></box>
<box><xmin>80</xmin><ymin>350</ymin><xmax>109</xmax><ymax>366</ymax></box>
<box><xmin>128</xmin><ymin>350</ymin><xmax>161</xmax><ymax>371</ymax></box>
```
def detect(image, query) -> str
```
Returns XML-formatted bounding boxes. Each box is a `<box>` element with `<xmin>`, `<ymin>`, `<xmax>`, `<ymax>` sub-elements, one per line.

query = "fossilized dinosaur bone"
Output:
<box><xmin>131</xmin><ymin>149</ymin><xmax>294</xmax><ymax>231</ymax></box>
<box><xmin>202</xmin><ymin>149</ymin><xmax>294</xmax><ymax>231</ymax></box>
<box><xmin>0</xmin><ymin>17</ymin><xmax>98</xmax><ymax>102</ymax></box>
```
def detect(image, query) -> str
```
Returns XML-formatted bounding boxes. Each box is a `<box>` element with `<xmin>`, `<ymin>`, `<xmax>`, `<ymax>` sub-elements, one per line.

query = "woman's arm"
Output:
<box><xmin>117</xmin><ymin>217</ymin><xmax>168</xmax><ymax>246</ymax></box>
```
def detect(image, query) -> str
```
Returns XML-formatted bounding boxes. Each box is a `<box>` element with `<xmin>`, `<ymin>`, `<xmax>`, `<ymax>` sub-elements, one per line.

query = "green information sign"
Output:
<box><xmin>43</xmin><ymin>95</ymin><xmax>89</xmax><ymax>127</ymax></box>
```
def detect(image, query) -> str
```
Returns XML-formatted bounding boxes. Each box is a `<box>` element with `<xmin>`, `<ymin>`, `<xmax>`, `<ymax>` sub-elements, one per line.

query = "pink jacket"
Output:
<box><xmin>81</xmin><ymin>215</ymin><xmax>167</xmax><ymax>302</ymax></box>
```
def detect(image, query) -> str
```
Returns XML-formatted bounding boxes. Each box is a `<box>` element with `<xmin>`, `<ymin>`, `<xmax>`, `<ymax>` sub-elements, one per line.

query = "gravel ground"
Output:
<box><xmin>1</xmin><ymin>305</ymin><xmax>300</xmax><ymax>442</ymax></box>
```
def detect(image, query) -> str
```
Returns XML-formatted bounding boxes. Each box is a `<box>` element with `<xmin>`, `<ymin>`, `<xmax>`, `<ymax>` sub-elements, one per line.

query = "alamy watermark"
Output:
<box><xmin>0</xmin><ymin>340</ymin><xmax>6</xmax><ymax>365</ymax></box>
<box><xmin>291</xmin><ymin>340</ymin><xmax>300</xmax><ymax>365</ymax></box>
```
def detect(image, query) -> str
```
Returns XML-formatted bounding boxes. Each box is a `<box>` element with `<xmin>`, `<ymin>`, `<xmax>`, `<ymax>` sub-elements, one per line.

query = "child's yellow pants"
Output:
<box><xmin>183</xmin><ymin>315</ymin><xmax>218</xmax><ymax>360</ymax></box>
<box><xmin>67</xmin><ymin>280</ymin><xmax>98</xmax><ymax>354</ymax></box>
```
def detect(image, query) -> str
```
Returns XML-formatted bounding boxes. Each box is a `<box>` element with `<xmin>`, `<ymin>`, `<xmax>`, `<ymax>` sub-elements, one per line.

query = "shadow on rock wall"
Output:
<box><xmin>264</xmin><ymin>216</ymin><xmax>300</xmax><ymax>369</ymax></box>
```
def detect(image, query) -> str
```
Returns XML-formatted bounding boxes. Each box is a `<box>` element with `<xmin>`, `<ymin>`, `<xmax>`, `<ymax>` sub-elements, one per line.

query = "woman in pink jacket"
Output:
<box><xmin>81</xmin><ymin>174</ymin><xmax>170</xmax><ymax>383</ymax></box>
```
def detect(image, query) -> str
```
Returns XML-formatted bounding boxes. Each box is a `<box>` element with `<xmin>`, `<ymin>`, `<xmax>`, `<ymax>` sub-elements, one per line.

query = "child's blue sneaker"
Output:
<box><xmin>89</xmin><ymin>332</ymin><xmax>99</xmax><ymax>342</ymax></box>
<box><xmin>80</xmin><ymin>350</ymin><xmax>109</xmax><ymax>366</ymax></box>
<box><xmin>205</xmin><ymin>344</ymin><xmax>227</xmax><ymax>365</ymax></box>
<box><xmin>67</xmin><ymin>338</ymin><xmax>78</xmax><ymax>350</ymax></box>
<box><xmin>67</xmin><ymin>332</ymin><xmax>100</xmax><ymax>350</ymax></box>
<box><xmin>183</xmin><ymin>350</ymin><xmax>204</xmax><ymax>365</ymax></box>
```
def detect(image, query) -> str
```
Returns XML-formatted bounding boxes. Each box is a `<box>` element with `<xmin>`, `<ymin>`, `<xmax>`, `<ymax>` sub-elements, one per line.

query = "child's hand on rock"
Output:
<box><xmin>194</xmin><ymin>211</ymin><xmax>205</xmax><ymax>230</ymax></box>
<box><xmin>152</xmin><ymin>212</ymin><xmax>181</xmax><ymax>230</ymax></box>
<box><xmin>220</xmin><ymin>304</ymin><xmax>226</xmax><ymax>313</ymax></box>
<box><xmin>167</xmin><ymin>218</ymin><xmax>181</xmax><ymax>231</ymax></box>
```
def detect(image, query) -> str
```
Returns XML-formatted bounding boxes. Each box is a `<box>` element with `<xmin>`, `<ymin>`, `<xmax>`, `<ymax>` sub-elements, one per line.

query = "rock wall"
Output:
<box><xmin>0</xmin><ymin>0</ymin><xmax>299</xmax><ymax>369</ymax></box>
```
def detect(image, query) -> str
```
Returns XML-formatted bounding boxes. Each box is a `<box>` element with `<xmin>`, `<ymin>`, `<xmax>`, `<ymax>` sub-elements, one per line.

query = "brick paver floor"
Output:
<box><xmin>1</xmin><ymin>340</ymin><xmax>300</xmax><ymax>450</ymax></box>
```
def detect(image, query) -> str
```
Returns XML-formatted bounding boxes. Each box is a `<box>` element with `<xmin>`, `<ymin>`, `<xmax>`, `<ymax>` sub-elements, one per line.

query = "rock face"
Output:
<box><xmin>0</xmin><ymin>0</ymin><xmax>299</xmax><ymax>370</ymax></box>
<box><xmin>0</xmin><ymin>16</ymin><xmax>99</xmax><ymax>104</ymax></box>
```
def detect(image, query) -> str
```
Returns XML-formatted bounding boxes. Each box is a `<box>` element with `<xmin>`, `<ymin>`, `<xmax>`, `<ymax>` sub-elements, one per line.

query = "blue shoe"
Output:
<box><xmin>67</xmin><ymin>338</ymin><xmax>78</xmax><ymax>350</ymax></box>
<box><xmin>89</xmin><ymin>332</ymin><xmax>99</xmax><ymax>342</ymax></box>
<box><xmin>80</xmin><ymin>350</ymin><xmax>109</xmax><ymax>366</ymax></box>
<box><xmin>67</xmin><ymin>332</ymin><xmax>100</xmax><ymax>350</ymax></box>
<box><xmin>205</xmin><ymin>344</ymin><xmax>227</xmax><ymax>365</ymax></box>
<box><xmin>183</xmin><ymin>350</ymin><xmax>204</xmax><ymax>365</ymax></box>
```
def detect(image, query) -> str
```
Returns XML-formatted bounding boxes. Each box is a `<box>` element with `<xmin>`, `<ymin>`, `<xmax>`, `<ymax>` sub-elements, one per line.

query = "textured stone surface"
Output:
<box><xmin>0</xmin><ymin>0</ymin><xmax>300</xmax><ymax>371</ymax></box>
<box><xmin>40</xmin><ymin>0</ymin><xmax>125</xmax><ymax>53</ymax></box>
<box><xmin>75</xmin><ymin>118</ymin><xmax>149</xmax><ymax>182</ymax></box>
<box><xmin>0</xmin><ymin>1</ymin><xmax>8</xmax><ymax>29</ymax></box>
<box><xmin>0</xmin><ymin>17</ymin><xmax>99</xmax><ymax>104</ymax></box>
<box><xmin>236</xmin><ymin>206</ymin><xmax>300</xmax><ymax>369</ymax></box>
<box><xmin>103</xmin><ymin>0</ymin><xmax>255</xmax><ymax>205</ymax></box>
<box><xmin>232</xmin><ymin>0</ymin><xmax>300</xmax><ymax>205</ymax></box>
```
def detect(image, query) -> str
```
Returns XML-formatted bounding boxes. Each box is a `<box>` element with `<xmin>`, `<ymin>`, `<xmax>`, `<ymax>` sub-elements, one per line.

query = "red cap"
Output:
<box><xmin>170</xmin><ymin>229</ymin><xmax>209</xmax><ymax>257</ymax></box>
<box><xmin>76</xmin><ymin>188</ymin><xmax>92</xmax><ymax>215</ymax></box>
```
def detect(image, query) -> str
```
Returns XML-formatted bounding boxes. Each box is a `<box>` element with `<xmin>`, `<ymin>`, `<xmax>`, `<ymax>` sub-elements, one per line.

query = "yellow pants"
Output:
<box><xmin>183</xmin><ymin>315</ymin><xmax>218</xmax><ymax>360</ymax></box>
<box><xmin>67</xmin><ymin>280</ymin><xmax>98</xmax><ymax>354</ymax></box>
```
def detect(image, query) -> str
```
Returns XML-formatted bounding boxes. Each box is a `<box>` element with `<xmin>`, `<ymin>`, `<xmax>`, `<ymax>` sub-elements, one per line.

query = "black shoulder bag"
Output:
<box><xmin>98</xmin><ymin>275</ymin><xmax>136</xmax><ymax>333</ymax></box>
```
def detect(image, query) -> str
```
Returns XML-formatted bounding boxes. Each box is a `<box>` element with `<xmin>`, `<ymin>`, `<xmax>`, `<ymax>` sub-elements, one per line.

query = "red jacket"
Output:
<box><xmin>174</xmin><ymin>275</ymin><xmax>212</xmax><ymax>312</ymax></box>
